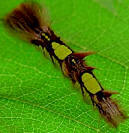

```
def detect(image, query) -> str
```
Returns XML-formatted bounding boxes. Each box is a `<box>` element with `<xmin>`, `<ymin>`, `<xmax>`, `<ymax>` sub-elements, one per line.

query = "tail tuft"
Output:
<box><xmin>4</xmin><ymin>2</ymin><xmax>48</xmax><ymax>42</ymax></box>
<box><xmin>92</xmin><ymin>91</ymin><xmax>127</xmax><ymax>127</ymax></box>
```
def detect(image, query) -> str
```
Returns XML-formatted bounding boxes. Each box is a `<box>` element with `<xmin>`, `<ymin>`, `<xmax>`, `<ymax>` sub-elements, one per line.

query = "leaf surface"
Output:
<box><xmin>0</xmin><ymin>0</ymin><xmax>129</xmax><ymax>132</ymax></box>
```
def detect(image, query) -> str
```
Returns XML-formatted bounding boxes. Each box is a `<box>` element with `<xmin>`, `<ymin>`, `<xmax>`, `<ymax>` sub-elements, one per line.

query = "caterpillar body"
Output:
<box><xmin>4</xmin><ymin>2</ymin><xmax>127</xmax><ymax>127</ymax></box>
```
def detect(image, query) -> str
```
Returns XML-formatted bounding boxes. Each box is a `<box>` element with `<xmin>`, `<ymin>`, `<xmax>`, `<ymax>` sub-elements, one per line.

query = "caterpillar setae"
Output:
<box><xmin>3</xmin><ymin>2</ymin><xmax>127</xmax><ymax>127</ymax></box>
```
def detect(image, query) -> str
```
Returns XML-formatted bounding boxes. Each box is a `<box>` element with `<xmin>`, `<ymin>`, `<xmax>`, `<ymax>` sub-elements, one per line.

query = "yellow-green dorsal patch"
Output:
<box><xmin>52</xmin><ymin>42</ymin><xmax>72</xmax><ymax>60</ymax></box>
<box><xmin>82</xmin><ymin>73</ymin><xmax>101</xmax><ymax>94</ymax></box>
<box><xmin>52</xmin><ymin>42</ymin><xmax>60</xmax><ymax>49</ymax></box>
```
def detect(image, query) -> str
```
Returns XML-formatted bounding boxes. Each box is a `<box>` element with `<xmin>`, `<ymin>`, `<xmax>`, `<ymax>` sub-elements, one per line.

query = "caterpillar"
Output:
<box><xmin>3</xmin><ymin>2</ymin><xmax>127</xmax><ymax>127</ymax></box>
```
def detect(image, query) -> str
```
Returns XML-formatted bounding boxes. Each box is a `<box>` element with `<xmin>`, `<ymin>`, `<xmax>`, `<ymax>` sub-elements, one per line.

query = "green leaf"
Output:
<box><xmin>0</xmin><ymin>0</ymin><xmax>129</xmax><ymax>132</ymax></box>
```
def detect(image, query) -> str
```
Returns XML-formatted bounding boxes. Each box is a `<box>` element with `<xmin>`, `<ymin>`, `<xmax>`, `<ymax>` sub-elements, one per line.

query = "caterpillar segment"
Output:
<box><xmin>62</xmin><ymin>53</ymin><xmax>127</xmax><ymax>127</ymax></box>
<box><xmin>4</xmin><ymin>2</ymin><xmax>73</xmax><ymax>65</ymax></box>
<box><xmin>38</xmin><ymin>28</ymin><xmax>74</xmax><ymax>64</ymax></box>
<box><xmin>4</xmin><ymin>2</ymin><xmax>127</xmax><ymax>127</ymax></box>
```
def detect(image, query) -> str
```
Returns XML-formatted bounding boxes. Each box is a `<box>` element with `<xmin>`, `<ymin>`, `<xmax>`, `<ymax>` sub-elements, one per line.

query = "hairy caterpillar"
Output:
<box><xmin>3</xmin><ymin>2</ymin><xmax>127</xmax><ymax>127</ymax></box>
